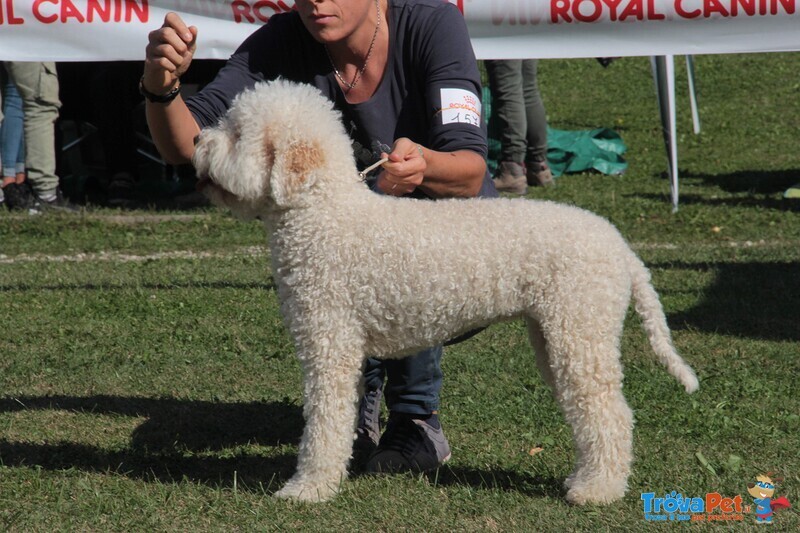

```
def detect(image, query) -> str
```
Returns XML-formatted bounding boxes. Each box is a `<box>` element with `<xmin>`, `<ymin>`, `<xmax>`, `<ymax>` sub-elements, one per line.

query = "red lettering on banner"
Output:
<box><xmin>552</xmin><ymin>0</ymin><xmax>665</xmax><ymax>22</ymax></box>
<box><xmin>575</xmin><ymin>0</ymin><xmax>602</xmax><ymax>22</ymax></box>
<box><xmin>0</xmin><ymin>0</ymin><xmax>25</xmax><ymax>24</ymax></box>
<box><xmin>602</xmin><ymin>0</ymin><xmax>625</xmax><ymax>18</ymax></box>
<box><xmin>648</xmin><ymin>0</ymin><xmax>666</xmax><ymax>19</ymax></box>
<box><xmin>231</xmin><ymin>0</ymin><xmax>294</xmax><ymax>23</ymax></box>
<box><xmin>675</xmin><ymin>0</ymin><xmax>701</xmax><ymax>16</ymax></box>
<box><xmin>62</xmin><ymin>0</ymin><xmax>85</xmax><ymax>22</ymax></box>
<box><xmin>126</xmin><ymin>0</ymin><xmax>147</xmax><ymax>22</ymax></box>
<box><xmin>232</xmin><ymin>1</ymin><xmax>253</xmax><ymax>23</ymax></box>
<box><xmin>33</xmin><ymin>0</ymin><xmax>148</xmax><ymax>24</ymax></box>
<box><xmin>552</xmin><ymin>0</ymin><xmax>572</xmax><ymax>21</ymax></box>
<box><xmin>732</xmin><ymin>0</ymin><xmax>757</xmax><ymax>14</ymax></box>
<box><xmin>707</xmin><ymin>0</ymin><xmax>730</xmax><ymax>15</ymax></box>
<box><xmin>673</xmin><ymin>0</ymin><xmax>794</xmax><ymax>18</ymax></box>
<box><xmin>553</xmin><ymin>0</ymin><xmax>792</xmax><ymax>21</ymax></box>
<box><xmin>620</xmin><ymin>0</ymin><xmax>642</xmax><ymax>19</ymax></box>
<box><xmin>774</xmin><ymin>0</ymin><xmax>795</xmax><ymax>14</ymax></box>
<box><xmin>33</xmin><ymin>0</ymin><xmax>58</xmax><ymax>23</ymax></box>
<box><xmin>87</xmin><ymin>0</ymin><xmax>110</xmax><ymax>22</ymax></box>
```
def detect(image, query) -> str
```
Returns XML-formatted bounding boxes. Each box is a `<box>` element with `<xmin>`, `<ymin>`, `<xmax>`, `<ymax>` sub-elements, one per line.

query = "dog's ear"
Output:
<box><xmin>269</xmin><ymin>136</ymin><xmax>324</xmax><ymax>207</ymax></box>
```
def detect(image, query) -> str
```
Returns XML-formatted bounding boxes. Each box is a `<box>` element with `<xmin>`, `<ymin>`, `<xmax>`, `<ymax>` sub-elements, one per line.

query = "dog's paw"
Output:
<box><xmin>274</xmin><ymin>478</ymin><xmax>339</xmax><ymax>503</ymax></box>
<box><xmin>564</xmin><ymin>475</ymin><xmax>627</xmax><ymax>505</ymax></box>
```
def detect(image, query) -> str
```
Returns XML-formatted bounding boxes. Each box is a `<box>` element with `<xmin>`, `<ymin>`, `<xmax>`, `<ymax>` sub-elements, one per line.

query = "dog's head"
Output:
<box><xmin>193</xmin><ymin>79</ymin><xmax>358</xmax><ymax>218</ymax></box>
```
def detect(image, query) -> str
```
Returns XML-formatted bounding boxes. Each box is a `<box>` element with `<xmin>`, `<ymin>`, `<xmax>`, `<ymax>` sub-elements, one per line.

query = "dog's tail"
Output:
<box><xmin>628</xmin><ymin>252</ymin><xmax>700</xmax><ymax>393</ymax></box>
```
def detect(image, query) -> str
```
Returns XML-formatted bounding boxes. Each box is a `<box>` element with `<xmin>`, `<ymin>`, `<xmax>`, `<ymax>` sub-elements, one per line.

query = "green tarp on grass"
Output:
<box><xmin>483</xmin><ymin>86</ymin><xmax>628</xmax><ymax>178</ymax></box>
<box><xmin>545</xmin><ymin>126</ymin><xmax>628</xmax><ymax>177</ymax></box>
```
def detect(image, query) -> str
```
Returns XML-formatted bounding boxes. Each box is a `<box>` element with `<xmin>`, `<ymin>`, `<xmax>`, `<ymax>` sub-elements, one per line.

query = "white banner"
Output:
<box><xmin>0</xmin><ymin>0</ymin><xmax>798</xmax><ymax>61</ymax></box>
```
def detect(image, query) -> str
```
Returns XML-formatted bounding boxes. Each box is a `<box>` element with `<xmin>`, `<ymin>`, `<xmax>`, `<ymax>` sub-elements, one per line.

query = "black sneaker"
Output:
<box><xmin>365</xmin><ymin>414</ymin><xmax>451</xmax><ymax>474</ymax></box>
<box><xmin>354</xmin><ymin>389</ymin><xmax>383</xmax><ymax>454</ymax></box>
<box><xmin>3</xmin><ymin>182</ymin><xmax>35</xmax><ymax>211</ymax></box>
<box><xmin>30</xmin><ymin>188</ymin><xmax>80</xmax><ymax>214</ymax></box>
<box><xmin>107</xmin><ymin>172</ymin><xmax>137</xmax><ymax>208</ymax></box>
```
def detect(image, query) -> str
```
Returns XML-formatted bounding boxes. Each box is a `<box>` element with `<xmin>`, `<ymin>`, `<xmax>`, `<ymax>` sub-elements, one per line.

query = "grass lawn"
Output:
<box><xmin>1</xmin><ymin>53</ymin><xmax>799</xmax><ymax>531</ymax></box>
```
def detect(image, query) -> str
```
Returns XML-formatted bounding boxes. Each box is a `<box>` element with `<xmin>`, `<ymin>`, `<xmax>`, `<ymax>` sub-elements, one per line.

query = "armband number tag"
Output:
<box><xmin>440</xmin><ymin>88</ymin><xmax>481</xmax><ymax>127</ymax></box>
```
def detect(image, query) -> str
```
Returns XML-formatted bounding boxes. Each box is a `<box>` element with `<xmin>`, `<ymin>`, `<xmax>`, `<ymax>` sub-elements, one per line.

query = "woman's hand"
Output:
<box><xmin>144</xmin><ymin>12</ymin><xmax>198</xmax><ymax>95</ymax></box>
<box><xmin>376</xmin><ymin>137</ymin><xmax>427</xmax><ymax>196</ymax></box>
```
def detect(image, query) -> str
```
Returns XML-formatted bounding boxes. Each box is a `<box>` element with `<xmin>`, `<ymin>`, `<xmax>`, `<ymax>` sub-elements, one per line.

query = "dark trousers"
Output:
<box><xmin>485</xmin><ymin>59</ymin><xmax>548</xmax><ymax>164</ymax></box>
<box><xmin>364</xmin><ymin>346</ymin><xmax>443</xmax><ymax>415</ymax></box>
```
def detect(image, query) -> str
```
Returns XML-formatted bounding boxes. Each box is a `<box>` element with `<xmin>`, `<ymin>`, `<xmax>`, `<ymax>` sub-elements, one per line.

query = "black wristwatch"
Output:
<box><xmin>139</xmin><ymin>76</ymin><xmax>181</xmax><ymax>104</ymax></box>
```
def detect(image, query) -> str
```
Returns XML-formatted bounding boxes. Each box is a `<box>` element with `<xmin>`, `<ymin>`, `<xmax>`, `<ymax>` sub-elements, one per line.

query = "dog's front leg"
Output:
<box><xmin>274</xmin><ymin>342</ymin><xmax>364</xmax><ymax>502</ymax></box>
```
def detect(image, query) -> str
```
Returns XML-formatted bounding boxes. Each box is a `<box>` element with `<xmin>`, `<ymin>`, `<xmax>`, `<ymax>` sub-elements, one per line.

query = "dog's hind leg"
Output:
<box><xmin>274</xmin><ymin>337</ymin><xmax>365</xmax><ymax>502</ymax></box>
<box><xmin>537</xmin><ymin>312</ymin><xmax>634</xmax><ymax>505</ymax></box>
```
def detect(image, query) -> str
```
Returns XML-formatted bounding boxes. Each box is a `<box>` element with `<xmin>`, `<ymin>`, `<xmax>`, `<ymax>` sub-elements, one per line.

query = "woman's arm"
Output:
<box><xmin>376</xmin><ymin>138</ymin><xmax>485</xmax><ymax>198</ymax></box>
<box><xmin>143</xmin><ymin>12</ymin><xmax>202</xmax><ymax>164</ymax></box>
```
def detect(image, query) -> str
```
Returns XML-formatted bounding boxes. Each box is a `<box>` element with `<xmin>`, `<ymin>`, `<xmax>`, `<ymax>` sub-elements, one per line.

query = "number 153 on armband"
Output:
<box><xmin>440</xmin><ymin>88</ymin><xmax>482</xmax><ymax>127</ymax></box>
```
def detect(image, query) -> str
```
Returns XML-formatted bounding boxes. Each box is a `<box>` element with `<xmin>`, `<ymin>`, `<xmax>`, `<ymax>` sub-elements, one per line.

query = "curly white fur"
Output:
<box><xmin>193</xmin><ymin>79</ymin><xmax>699</xmax><ymax>505</ymax></box>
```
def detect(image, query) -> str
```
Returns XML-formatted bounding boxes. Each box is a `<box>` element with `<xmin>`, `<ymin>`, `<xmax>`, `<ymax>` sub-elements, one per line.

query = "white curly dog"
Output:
<box><xmin>193</xmin><ymin>80</ymin><xmax>699</xmax><ymax>505</ymax></box>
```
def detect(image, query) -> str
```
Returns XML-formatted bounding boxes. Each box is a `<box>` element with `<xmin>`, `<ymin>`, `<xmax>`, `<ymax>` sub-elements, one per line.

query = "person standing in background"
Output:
<box><xmin>0</xmin><ymin>63</ymin><xmax>28</xmax><ymax>210</ymax></box>
<box><xmin>1</xmin><ymin>62</ymin><xmax>77</xmax><ymax>212</ymax></box>
<box><xmin>485</xmin><ymin>59</ymin><xmax>553</xmax><ymax>195</ymax></box>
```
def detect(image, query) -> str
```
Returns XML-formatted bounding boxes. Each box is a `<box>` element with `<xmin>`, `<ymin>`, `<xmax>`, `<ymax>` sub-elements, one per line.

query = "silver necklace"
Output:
<box><xmin>326</xmin><ymin>0</ymin><xmax>381</xmax><ymax>93</ymax></box>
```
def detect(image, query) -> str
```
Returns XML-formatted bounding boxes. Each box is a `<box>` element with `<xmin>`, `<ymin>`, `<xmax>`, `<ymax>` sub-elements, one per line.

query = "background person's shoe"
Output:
<box><xmin>492</xmin><ymin>161</ymin><xmax>527</xmax><ymax>195</ymax></box>
<box><xmin>365</xmin><ymin>414</ymin><xmax>451</xmax><ymax>474</ymax></box>
<box><xmin>526</xmin><ymin>159</ymin><xmax>555</xmax><ymax>187</ymax></box>
<box><xmin>3</xmin><ymin>182</ymin><xmax>35</xmax><ymax>211</ymax></box>
<box><xmin>107</xmin><ymin>172</ymin><xmax>137</xmax><ymax>208</ymax></box>
<box><xmin>30</xmin><ymin>188</ymin><xmax>80</xmax><ymax>214</ymax></box>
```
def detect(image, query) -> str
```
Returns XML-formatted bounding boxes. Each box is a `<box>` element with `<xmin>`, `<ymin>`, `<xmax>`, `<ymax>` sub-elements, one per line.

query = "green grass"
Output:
<box><xmin>1</xmin><ymin>53</ymin><xmax>799</xmax><ymax>531</ymax></box>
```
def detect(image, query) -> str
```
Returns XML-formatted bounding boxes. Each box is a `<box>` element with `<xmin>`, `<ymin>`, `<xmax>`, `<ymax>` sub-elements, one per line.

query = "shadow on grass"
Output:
<box><xmin>424</xmin><ymin>466</ymin><xmax>565</xmax><ymax>499</ymax></box>
<box><xmin>1</xmin><ymin>395</ymin><xmax>567</xmax><ymax>498</ymax></box>
<box><xmin>659</xmin><ymin>261</ymin><xmax>799</xmax><ymax>342</ymax></box>
<box><xmin>0</xmin><ymin>279</ymin><xmax>276</xmax><ymax>293</ymax></box>
<box><xmin>631</xmin><ymin>168</ymin><xmax>800</xmax><ymax>210</ymax></box>
<box><xmin>0</xmin><ymin>395</ymin><xmax>301</xmax><ymax>490</ymax></box>
<box><xmin>684</xmin><ymin>168</ymin><xmax>799</xmax><ymax>195</ymax></box>
<box><xmin>0</xmin><ymin>439</ymin><xmax>297</xmax><ymax>490</ymax></box>
<box><xmin>634</xmin><ymin>192</ymin><xmax>800</xmax><ymax>211</ymax></box>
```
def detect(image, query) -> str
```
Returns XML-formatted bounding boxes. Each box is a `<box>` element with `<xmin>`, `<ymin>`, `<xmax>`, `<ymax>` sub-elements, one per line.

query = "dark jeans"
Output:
<box><xmin>363</xmin><ymin>346</ymin><xmax>443</xmax><ymax>415</ymax></box>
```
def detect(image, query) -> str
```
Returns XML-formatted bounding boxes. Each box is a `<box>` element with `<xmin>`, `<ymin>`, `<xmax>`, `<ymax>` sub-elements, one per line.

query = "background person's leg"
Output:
<box><xmin>1</xmin><ymin>68</ymin><xmax>33</xmax><ymax>210</ymax></box>
<box><xmin>6</xmin><ymin>62</ymin><xmax>61</xmax><ymax>198</ymax></box>
<box><xmin>521</xmin><ymin>59</ymin><xmax>553</xmax><ymax>187</ymax></box>
<box><xmin>2</xmin><ymin>80</ymin><xmax>26</xmax><ymax>181</ymax></box>
<box><xmin>485</xmin><ymin>60</ymin><xmax>527</xmax><ymax>194</ymax></box>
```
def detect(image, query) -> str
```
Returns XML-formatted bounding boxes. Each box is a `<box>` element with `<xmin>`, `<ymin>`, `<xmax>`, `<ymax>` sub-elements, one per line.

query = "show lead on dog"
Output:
<box><xmin>143</xmin><ymin>0</ymin><xmax>497</xmax><ymax>475</ymax></box>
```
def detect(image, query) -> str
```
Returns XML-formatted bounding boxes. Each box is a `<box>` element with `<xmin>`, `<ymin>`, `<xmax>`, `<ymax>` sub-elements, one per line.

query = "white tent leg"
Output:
<box><xmin>651</xmin><ymin>55</ymin><xmax>680</xmax><ymax>212</ymax></box>
<box><xmin>686</xmin><ymin>55</ymin><xmax>701</xmax><ymax>134</ymax></box>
